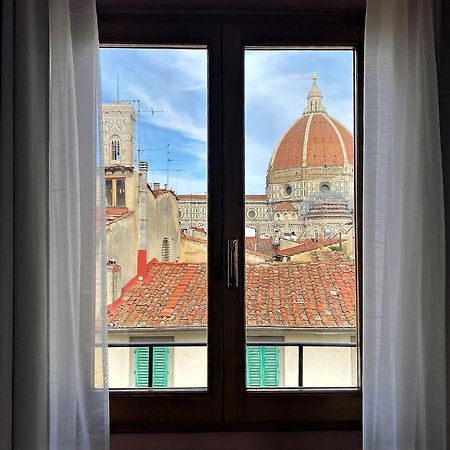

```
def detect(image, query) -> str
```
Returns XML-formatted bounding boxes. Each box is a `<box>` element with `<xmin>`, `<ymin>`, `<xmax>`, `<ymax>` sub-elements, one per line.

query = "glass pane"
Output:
<box><xmin>105</xmin><ymin>179</ymin><xmax>113</xmax><ymax>207</ymax></box>
<box><xmin>102</xmin><ymin>48</ymin><xmax>208</xmax><ymax>389</ymax></box>
<box><xmin>116</xmin><ymin>178</ymin><xmax>126</xmax><ymax>207</ymax></box>
<box><xmin>245</xmin><ymin>49</ymin><xmax>357</xmax><ymax>388</ymax></box>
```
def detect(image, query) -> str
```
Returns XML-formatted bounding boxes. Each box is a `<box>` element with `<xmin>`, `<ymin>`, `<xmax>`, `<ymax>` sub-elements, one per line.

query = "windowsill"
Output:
<box><xmin>109</xmin><ymin>389</ymin><xmax>361</xmax><ymax>433</ymax></box>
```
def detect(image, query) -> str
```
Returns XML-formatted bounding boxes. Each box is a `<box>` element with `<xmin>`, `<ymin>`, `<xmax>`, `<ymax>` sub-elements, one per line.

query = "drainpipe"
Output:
<box><xmin>137</xmin><ymin>161</ymin><xmax>148</xmax><ymax>276</ymax></box>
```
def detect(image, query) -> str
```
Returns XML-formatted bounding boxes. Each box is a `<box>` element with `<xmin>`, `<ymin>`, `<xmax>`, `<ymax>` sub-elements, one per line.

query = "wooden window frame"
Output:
<box><xmin>99</xmin><ymin>13</ymin><xmax>363</xmax><ymax>433</ymax></box>
<box><xmin>106</xmin><ymin>176</ymin><xmax>126</xmax><ymax>208</ymax></box>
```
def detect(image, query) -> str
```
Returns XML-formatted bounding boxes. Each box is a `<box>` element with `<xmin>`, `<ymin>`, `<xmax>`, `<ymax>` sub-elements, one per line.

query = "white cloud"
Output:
<box><xmin>101</xmin><ymin>48</ymin><xmax>354</xmax><ymax>196</ymax></box>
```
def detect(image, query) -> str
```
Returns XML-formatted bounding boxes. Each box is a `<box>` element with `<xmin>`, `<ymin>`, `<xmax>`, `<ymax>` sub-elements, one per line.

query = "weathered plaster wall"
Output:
<box><xmin>147</xmin><ymin>190</ymin><xmax>180</xmax><ymax>262</ymax></box>
<box><xmin>107</xmin><ymin>212</ymin><xmax>139</xmax><ymax>303</ymax></box>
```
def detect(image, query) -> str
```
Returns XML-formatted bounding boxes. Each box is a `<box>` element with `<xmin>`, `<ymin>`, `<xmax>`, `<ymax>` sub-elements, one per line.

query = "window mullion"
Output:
<box><xmin>221</xmin><ymin>23</ymin><xmax>246</xmax><ymax>422</ymax></box>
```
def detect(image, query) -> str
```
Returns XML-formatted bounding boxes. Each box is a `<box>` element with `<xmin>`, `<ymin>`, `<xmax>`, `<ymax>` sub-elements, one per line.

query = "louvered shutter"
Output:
<box><xmin>152</xmin><ymin>347</ymin><xmax>169</xmax><ymax>387</ymax></box>
<box><xmin>134</xmin><ymin>347</ymin><xmax>149</xmax><ymax>387</ymax></box>
<box><xmin>262</xmin><ymin>346</ymin><xmax>280</xmax><ymax>387</ymax></box>
<box><xmin>246</xmin><ymin>346</ymin><xmax>263</xmax><ymax>387</ymax></box>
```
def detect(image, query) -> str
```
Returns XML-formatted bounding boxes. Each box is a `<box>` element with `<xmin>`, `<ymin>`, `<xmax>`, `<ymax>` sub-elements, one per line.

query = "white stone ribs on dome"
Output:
<box><xmin>323</xmin><ymin>115</ymin><xmax>350</xmax><ymax>165</ymax></box>
<box><xmin>302</xmin><ymin>113</ymin><xmax>314</xmax><ymax>167</ymax></box>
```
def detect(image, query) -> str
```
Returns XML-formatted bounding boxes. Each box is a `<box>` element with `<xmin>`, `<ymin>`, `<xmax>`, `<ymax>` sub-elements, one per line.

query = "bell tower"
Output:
<box><xmin>103</xmin><ymin>102</ymin><xmax>136</xmax><ymax>168</ymax></box>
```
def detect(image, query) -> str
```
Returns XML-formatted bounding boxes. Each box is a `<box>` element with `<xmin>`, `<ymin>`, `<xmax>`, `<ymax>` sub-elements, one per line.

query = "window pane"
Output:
<box><xmin>245</xmin><ymin>49</ymin><xmax>357</xmax><ymax>388</ymax></box>
<box><xmin>115</xmin><ymin>178</ymin><xmax>125</xmax><ymax>207</ymax></box>
<box><xmin>102</xmin><ymin>48</ymin><xmax>208</xmax><ymax>389</ymax></box>
<box><xmin>105</xmin><ymin>179</ymin><xmax>113</xmax><ymax>207</ymax></box>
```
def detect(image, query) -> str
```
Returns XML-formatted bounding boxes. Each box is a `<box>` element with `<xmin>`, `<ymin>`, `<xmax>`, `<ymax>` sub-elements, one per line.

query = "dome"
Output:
<box><xmin>268</xmin><ymin>74</ymin><xmax>353</xmax><ymax>178</ymax></box>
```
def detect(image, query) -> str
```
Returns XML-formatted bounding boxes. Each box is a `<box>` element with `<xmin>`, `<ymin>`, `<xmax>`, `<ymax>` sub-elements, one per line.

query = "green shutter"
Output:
<box><xmin>246</xmin><ymin>346</ymin><xmax>263</xmax><ymax>387</ymax></box>
<box><xmin>262</xmin><ymin>346</ymin><xmax>280</xmax><ymax>387</ymax></box>
<box><xmin>134</xmin><ymin>347</ymin><xmax>149</xmax><ymax>387</ymax></box>
<box><xmin>246</xmin><ymin>345</ymin><xmax>280</xmax><ymax>387</ymax></box>
<box><xmin>152</xmin><ymin>347</ymin><xmax>169</xmax><ymax>388</ymax></box>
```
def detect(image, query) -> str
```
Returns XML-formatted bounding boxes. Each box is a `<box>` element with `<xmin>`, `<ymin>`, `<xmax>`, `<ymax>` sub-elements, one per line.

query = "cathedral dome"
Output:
<box><xmin>267</xmin><ymin>74</ymin><xmax>353</xmax><ymax>179</ymax></box>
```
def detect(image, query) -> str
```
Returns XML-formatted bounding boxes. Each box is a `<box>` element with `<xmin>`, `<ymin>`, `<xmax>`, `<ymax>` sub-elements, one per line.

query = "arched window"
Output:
<box><xmin>111</xmin><ymin>137</ymin><xmax>120</xmax><ymax>160</ymax></box>
<box><xmin>161</xmin><ymin>238</ymin><xmax>170</xmax><ymax>262</ymax></box>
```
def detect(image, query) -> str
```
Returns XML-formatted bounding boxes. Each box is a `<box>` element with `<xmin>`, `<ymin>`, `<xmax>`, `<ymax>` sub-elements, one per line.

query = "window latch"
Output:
<box><xmin>227</xmin><ymin>238</ymin><xmax>239</xmax><ymax>289</ymax></box>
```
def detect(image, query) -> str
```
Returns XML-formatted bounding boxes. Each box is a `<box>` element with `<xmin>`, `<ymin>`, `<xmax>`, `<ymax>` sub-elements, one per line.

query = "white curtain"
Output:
<box><xmin>0</xmin><ymin>0</ymin><xmax>108</xmax><ymax>448</ymax></box>
<box><xmin>363</xmin><ymin>0</ymin><xmax>446</xmax><ymax>449</ymax></box>
<box><xmin>49</xmin><ymin>0</ymin><xmax>109</xmax><ymax>449</ymax></box>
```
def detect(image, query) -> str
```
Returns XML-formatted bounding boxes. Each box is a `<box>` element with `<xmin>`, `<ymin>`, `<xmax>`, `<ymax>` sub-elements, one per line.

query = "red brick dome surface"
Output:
<box><xmin>269</xmin><ymin>113</ymin><xmax>354</xmax><ymax>171</ymax></box>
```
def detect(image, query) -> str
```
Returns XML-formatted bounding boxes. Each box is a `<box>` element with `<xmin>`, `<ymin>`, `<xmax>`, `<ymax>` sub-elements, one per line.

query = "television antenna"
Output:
<box><xmin>116</xmin><ymin>98</ymin><xmax>164</xmax><ymax>164</ymax></box>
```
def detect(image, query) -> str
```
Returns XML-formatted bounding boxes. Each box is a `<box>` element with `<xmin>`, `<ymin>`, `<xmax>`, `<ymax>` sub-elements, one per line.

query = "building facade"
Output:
<box><xmin>178</xmin><ymin>74</ymin><xmax>354</xmax><ymax>240</ymax></box>
<box><xmin>103</xmin><ymin>102</ymin><xmax>181</xmax><ymax>304</ymax></box>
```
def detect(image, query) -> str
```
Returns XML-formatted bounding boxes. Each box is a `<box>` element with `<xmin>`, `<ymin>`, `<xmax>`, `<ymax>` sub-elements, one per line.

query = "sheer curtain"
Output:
<box><xmin>363</xmin><ymin>0</ymin><xmax>446</xmax><ymax>448</ymax></box>
<box><xmin>0</xmin><ymin>0</ymin><xmax>109</xmax><ymax>448</ymax></box>
<box><xmin>49</xmin><ymin>0</ymin><xmax>109</xmax><ymax>448</ymax></box>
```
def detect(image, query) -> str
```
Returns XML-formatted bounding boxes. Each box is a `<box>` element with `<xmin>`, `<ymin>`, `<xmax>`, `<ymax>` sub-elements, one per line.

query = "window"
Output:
<box><xmin>111</xmin><ymin>137</ymin><xmax>120</xmax><ymax>160</ymax></box>
<box><xmin>100</xmin><ymin>12</ymin><xmax>362</xmax><ymax>432</ymax></box>
<box><xmin>105</xmin><ymin>177</ymin><xmax>126</xmax><ymax>207</ymax></box>
<box><xmin>247</xmin><ymin>209</ymin><xmax>257</xmax><ymax>219</ymax></box>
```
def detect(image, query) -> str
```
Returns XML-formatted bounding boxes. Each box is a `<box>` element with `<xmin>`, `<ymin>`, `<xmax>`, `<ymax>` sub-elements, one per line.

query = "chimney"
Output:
<box><xmin>154</xmin><ymin>182</ymin><xmax>160</xmax><ymax>190</ymax></box>
<box><xmin>272</xmin><ymin>229</ymin><xmax>280</xmax><ymax>247</ymax></box>
<box><xmin>137</xmin><ymin>161</ymin><xmax>148</xmax><ymax>276</ymax></box>
<box><xmin>255</xmin><ymin>223</ymin><xmax>261</xmax><ymax>252</ymax></box>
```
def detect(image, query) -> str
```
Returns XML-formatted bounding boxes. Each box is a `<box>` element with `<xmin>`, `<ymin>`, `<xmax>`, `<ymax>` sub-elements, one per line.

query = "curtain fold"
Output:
<box><xmin>363</xmin><ymin>0</ymin><xmax>446</xmax><ymax>448</ymax></box>
<box><xmin>1</xmin><ymin>0</ymin><xmax>50</xmax><ymax>448</ymax></box>
<box><xmin>49</xmin><ymin>0</ymin><xmax>109</xmax><ymax>449</ymax></box>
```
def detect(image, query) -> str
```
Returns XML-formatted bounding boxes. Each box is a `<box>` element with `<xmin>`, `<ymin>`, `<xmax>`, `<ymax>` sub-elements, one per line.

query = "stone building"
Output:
<box><xmin>178</xmin><ymin>74</ymin><xmax>354</xmax><ymax>241</ymax></box>
<box><xmin>103</xmin><ymin>102</ymin><xmax>180</xmax><ymax>304</ymax></box>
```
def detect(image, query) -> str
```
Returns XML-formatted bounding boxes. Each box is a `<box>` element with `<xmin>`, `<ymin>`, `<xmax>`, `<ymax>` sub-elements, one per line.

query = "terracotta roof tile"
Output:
<box><xmin>270</xmin><ymin>113</ymin><xmax>354</xmax><ymax>172</ymax></box>
<box><xmin>181</xmin><ymin>234</ymin><xmax>207</xmax><ymax>244</ymax></box>
<box><xmin>177</xmin><ymin>194</ymin><xmax>207</xmax><ymax>201</ymax></box>
<box><xmin>245</xmin><ymin>195</ymin><xmax>267</xmax><ymax>201</ymax></box>
<box><xmin>274</xmin><ymin>202</ymin><xmax>297</xmax><ymax>212</ymax></box>
<box><xmin>108</xmin><ymin>257</ymin><xmax>356</xmax><ymax>329</ymax></box>
<box><xmin>277</xmin><ymin>237</ymin><xmax>340</xmax><ymax>256</ymax></box>
<box><xmin>245</xmin><ymin>237</ymin><xmax>276</xmax><ymax>255</ymax></box>
<box><xmin>153</xmin><ymin>188</ymin><xmax>174</xmax><ymax>198</ymax></box>
<box><xmin>178</xmin><ymin>194</ymin><xmax>267</xmax><ymax>202</ymax></box>
<box><xmin>106</xmin><ymin>208</ymin><xmax>133</xmax><ymax>225</ymax></box>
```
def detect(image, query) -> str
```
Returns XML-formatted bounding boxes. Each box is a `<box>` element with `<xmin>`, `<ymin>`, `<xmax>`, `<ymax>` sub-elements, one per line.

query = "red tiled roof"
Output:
<box><xmin>153</xmin><ymin>188</ymin><xmax>174</xmax><ymax>198</ymax></box>
<box><xmin>277</xmin><ymin>237</ymin><xmax>340</xmax><ymax>256</ymax></box>
<box><xmin>245</xmin><ymin>194</ymin><xmax>267</xmax><ymax>201</ymax></box>
<box><xmin>270</xmin><ymin>113</ymin><xmax>354</xmax><ymax>172</ymax></box>
<box><xmin>177</xmin><ymin>194</ymin><xmax>267</xmax><ymax>202</ymax></box>
<box><xmin>274</xmin><ymin>202</ymin><xmax>297</xmax><ymax>212</ymax></box>
<box><xmin>106</xmin><ymin>207</ymin><xmax>129</xmax><ymax>216</ymax></box>
<box><xmin>181</xmin><ymin>234</ymin><xmax>207</xmax><ymax>244</ymax></box>
<box><xmin>108</xmin><ymin>257</ymin><xmax>356</xmax><ymax>329</ymax></box>
<box><xmin>245</xmin><ymin>237</ymin><xmax>275</xmax><ymax>256</ymax></box>
<box><xmin>177</xmin><ymin>194</ymin><xmax>207</xmax><ymax>201</ymax></box>
<box><xmin>106</xmin><ymin>207</ymin><xmax>133</xmax><ymax>225</ymax></box>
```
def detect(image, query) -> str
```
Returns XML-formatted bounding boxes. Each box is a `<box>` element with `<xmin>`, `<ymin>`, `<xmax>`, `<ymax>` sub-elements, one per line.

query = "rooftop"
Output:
<box><xmin>108</xmin><ymin>255</ymin><xmax>356</xmax><ymax>329</ymax></box>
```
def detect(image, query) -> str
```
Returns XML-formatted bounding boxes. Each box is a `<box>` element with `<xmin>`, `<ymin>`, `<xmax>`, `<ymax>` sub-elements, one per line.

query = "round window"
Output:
<box><xmin>247</xmin><ymin>209</ymin><xmax>256</xmax><ymax>219</ymax></box>
<box><xmin>320</xmin><ymin>183</ymin><xmax>331</xmax><ymax>193</ymax></box>
<box><xmin>282</xmin><ymin>184</ymin><xmax>293</xmax><ymax>198</ymax></box>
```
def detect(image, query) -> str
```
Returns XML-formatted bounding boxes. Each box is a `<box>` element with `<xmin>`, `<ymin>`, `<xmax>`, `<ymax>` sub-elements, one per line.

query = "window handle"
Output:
<box><xmin>227</xmin><ymin>238</ymin><xmax>239</xmax><ymax>289</ymax></box>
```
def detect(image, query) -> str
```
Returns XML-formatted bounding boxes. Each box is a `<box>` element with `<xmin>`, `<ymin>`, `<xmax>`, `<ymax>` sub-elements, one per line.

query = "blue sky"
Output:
<box><xmin>100</xmin><ymin>48</ymin><xmax>353</xmax><ymax>194</ymax></box>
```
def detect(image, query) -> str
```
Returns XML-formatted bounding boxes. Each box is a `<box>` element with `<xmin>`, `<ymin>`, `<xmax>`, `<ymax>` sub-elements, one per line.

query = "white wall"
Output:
<box><xmin>173</xmin><ymin>331</ymin><xmax>207</xmax><ymax>388</ymax></box>
<box><xmin>108</xmin><ymin>329</ymin><xmax>356</xmax><ymax>389</ymax></box>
